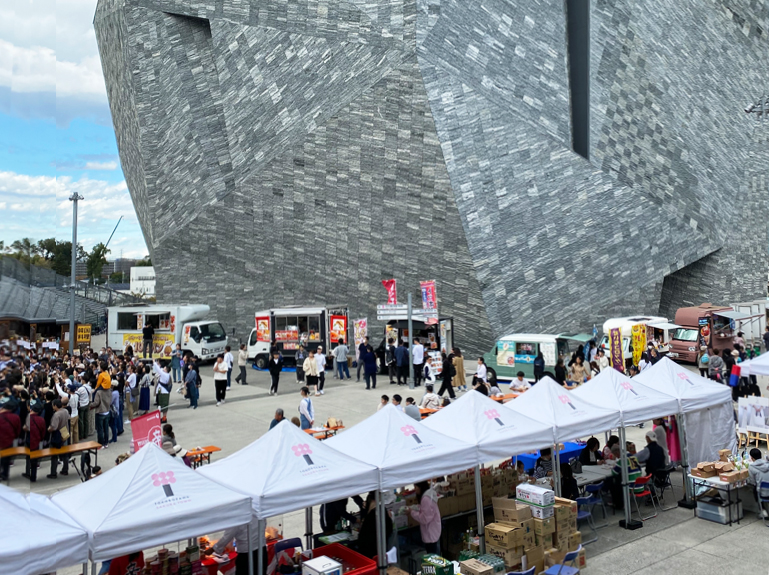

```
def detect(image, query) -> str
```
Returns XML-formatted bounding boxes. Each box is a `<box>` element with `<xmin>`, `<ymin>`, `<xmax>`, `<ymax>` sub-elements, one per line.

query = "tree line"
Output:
<box><xmin>0</xmin><ymin>238</ymin><xmax>151</xmax><ymax>283</ymax></box>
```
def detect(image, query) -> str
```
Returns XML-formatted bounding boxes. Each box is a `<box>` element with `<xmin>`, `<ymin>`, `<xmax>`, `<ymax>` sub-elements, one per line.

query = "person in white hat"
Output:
<box><xmin>634</xmin><ymin>430</ymin><xmax>666</xmax><ymax>478</ymax></box>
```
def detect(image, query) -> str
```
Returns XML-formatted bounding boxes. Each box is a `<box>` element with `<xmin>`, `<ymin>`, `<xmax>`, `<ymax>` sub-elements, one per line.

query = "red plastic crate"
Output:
<box><xmin>311</xmin><ymin>543</ymin><xmax>377</xmax><ymax>575</ymax></box>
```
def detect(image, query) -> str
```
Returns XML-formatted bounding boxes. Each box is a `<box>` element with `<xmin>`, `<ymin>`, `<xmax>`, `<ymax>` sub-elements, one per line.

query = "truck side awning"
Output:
<box><xmin>713</xmin><ymin>310</ymin><xmax>755</xmax><ymax>321</ymax></box>
<box><xmin>647</xmin><ymin>322</ymin><xmax>681</xmax><ymax>330</ymax></box>
<box><xmin>557</xmin><ymin>332</ymin><xmax>594</xmax><ymax>342</ymax></box>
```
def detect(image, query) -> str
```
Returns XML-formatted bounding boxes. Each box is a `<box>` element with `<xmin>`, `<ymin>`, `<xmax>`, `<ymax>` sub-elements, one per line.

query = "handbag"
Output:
<box><xmin>131</xmin><ymin>384</ymin><xmax>141</xmax><ymax>398</ymax></box>
<box><xmin>59</xmin><ymin>425</ymin><xmax>70</xmax><ymax>442</ymax></box>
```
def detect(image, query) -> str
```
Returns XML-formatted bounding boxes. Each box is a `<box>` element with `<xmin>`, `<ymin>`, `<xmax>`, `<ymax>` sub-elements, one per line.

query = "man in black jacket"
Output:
<box><xmin>268</xmin><ymin>351</ymin><xmax>284</xmax><ymax>396</ymax></box>
<box><xmin>636</xmin><ymin>430</ymin><xmax>666</xmax><ymax>477</ymax></box>
<box><xmin>142</xmin><ymin>321</ymin><xmax>155</xmax><ymax>359</ymax></box>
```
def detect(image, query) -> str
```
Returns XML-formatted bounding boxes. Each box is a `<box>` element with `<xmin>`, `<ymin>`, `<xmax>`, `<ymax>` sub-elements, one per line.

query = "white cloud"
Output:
<box><xmin>56</xmin><ymin>54</ymin><xmax>107</xmax><ymax>100</ymax></box>
<box><xmin>0</xmin><ymin>170</ymin><xmax>147</xmax><ymax>257</ymax></box>
<box><xmin>84</xmin><ymin>161</ymin><xmax>118</xmax><ymax>170</ymax></box>
<box><xmin>0</xmin><ymin>40</ymin><xmax>55</xmax><ymax>93</ymax></box>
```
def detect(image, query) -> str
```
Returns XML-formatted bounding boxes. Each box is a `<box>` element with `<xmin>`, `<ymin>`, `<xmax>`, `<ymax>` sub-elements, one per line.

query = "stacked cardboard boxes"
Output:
<box><xmin>551</xmin><ymin>497</ymin><xmax>579</xmax><ymax>552</ymax></box>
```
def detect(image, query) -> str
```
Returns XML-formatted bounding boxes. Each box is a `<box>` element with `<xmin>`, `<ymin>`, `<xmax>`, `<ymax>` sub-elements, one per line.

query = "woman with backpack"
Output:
<box><xmin>708</xmin><ymin>348</ymin><xmax>724</xmax><ymax>382</ymax></box>
<box><xmin>696</xmin><ymin>346</ymin><xmax>709</xmax><ymax>378</ymax></box>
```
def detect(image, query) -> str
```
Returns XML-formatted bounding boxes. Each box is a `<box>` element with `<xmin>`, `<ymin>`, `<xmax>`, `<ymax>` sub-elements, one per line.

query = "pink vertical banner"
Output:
<box><xmin>382</xmin><ymin>279</ymin><xmax>398</xmax><ymax>304</ymax></box>
<box><xmin>420</xmin><ymin>280</ymin><xmax>438</xmax><ymax>325</ymax></box>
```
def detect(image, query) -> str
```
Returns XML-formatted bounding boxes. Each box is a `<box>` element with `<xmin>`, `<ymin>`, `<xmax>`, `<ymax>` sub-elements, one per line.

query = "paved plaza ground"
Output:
<box><xmin>22</xmin><ymin>358</ymin><xmax>769</xmax><ymax>575</ymax></box>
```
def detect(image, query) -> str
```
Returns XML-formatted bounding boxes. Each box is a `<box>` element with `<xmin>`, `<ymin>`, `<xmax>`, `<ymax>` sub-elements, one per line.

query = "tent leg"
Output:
<box><xmin>257</xmin><ymin>518</ymin><xmax>266</xmax><ymax>575</ymax></box>
<box><xmin>474</xmin><ymin>465</ymin><xmax>485</xmax><ymax>554</ymax></box>
<box><xmin>305</xmin><ymin>507</ymin><xmax>314</xmax><ymax>550</ymax></box>
<box><xmin>678</xmin><ymin>412</ymin><xmax>695</xmax><ymax>509</ymax></box>
<box><xmin>553</xmin><ymin>444</ymin><xmax>561</xmax><ymax>497</ymax></box>
<box><xmin>618</xmin><ymin>427</ymin><xmax>641</xmax><ymax>530</ymax></box>
<box><xmin>82</xmin><ymin>562</ymin><xmax>88</xmax><ymax>575</ymax></box>
<box><xmin>375</xmin><ymin>491</ymin><xmax>387</xmax><ymax>575</ymax></box>
<box><xmin>248</xmin><ymin>522</ymin><xmax>255</xmax><ymax>575</ymax></box>
<box><xmin>91</xmin><ymin>562</ymin><xmax>97</xmax><ymax>575</ymax></box>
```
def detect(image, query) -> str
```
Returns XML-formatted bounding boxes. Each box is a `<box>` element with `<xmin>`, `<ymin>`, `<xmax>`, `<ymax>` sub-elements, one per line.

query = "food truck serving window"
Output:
<box><xmin>673</xmin><ymin>328</ymin><xmax>699</xmax><ymax>342</ymax></box>
<box><xmin>516</xmin><ymin>342</ymin><xmax>536</xmax><ymax>356</ymax></box>
<box><xmin>117</xmin><ymin>313</ymin><xmax>135</xmax><ymax>330</ymax></box>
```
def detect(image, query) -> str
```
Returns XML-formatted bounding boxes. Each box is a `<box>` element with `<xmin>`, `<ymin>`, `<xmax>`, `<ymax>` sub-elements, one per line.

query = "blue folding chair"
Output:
<box><xmin>274</xmin><ymin>537</ymin><xmax>303</xmax><ymax>555</ymax></box>
<box><xmin>506</xmin><ymin>567</ymin><xmax>535</xmax><ymax>575</ymax></box>
<box><xmin>759</xmin><ymin>482</ymin><xmax>769</xmax><ymax>527</ymax></box>
<box><xmin>584</xmin><ymin>481</ymin><xmax>608</xmax><ymax>528</ymax></box>
<box><xmin>543</xmin><ymin>545</ymin><xmax>582</xmax><ymax>575</ymax></box>
<box><xmin>575</xmin><ymin>497</ymin><xmax>598</xmax><ymax>545</ymax></box>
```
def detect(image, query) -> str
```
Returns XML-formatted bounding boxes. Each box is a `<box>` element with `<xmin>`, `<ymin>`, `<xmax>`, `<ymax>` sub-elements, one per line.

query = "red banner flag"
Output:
<box><xmin>131</xmin><ymin>410</ymin><xmax>162</xmax><ymax>453</ymax></box>
<box><xmin>382</xmin><ymin>279</ymin><xmax>397</xmax><ymax>304</ymax></box>
<box><xmin>420</xmin><ymin>280</ymin><xmax>438</xmax><ymax>325</ymax></box>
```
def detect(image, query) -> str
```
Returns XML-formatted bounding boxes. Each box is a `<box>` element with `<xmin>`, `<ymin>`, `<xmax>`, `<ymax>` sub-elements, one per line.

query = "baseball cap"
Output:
<box><xmin>645</xmin><ymin>430</ymin><xmax>657</xmax><ymax>441</ymax></box>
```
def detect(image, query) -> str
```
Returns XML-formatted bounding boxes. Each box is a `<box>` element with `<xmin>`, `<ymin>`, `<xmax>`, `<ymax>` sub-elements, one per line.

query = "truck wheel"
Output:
<box><xmin>487</xmin><ymin>367</ymin><xmax>497</xmax><ymax>385</ymax></box>
<box><xmin>255</xmin><ymin>355</ymin><xmax>268</xmax><ymax>370</ymax></box>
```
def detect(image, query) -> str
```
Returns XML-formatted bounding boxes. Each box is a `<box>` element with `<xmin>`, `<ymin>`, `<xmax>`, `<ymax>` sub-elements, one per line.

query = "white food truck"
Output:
<box><xmin>107</xmin><ymin>304</ymin><xmax>227</xmax><ymax>361</ymax></box>
<box><xmin>599</xmin><ymin>315</ymin><xmax>679</xmax><ymax>361</ymax></box>
<box><xmin>246</xmin><ymin>306</ymin><xmax>349</xmax><ymax>368</ymax></box>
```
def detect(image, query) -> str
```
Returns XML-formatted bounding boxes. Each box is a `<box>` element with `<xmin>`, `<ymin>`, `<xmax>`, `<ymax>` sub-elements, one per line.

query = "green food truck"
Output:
<box><xmin>482</xmin><ymin>332</ymin><xmax>594</xmax><ymax>383</ymax></box>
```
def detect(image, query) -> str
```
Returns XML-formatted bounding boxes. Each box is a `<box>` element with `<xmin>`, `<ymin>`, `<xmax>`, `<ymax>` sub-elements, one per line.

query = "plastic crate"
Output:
<box><xmin>310</xmin><ymin>543</ymin><xmax>377</xmax><ymax>575</ymax></box>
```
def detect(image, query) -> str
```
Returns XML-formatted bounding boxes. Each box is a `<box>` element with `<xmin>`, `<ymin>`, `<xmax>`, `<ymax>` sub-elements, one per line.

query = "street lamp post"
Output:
<box><xmin>69</xmin><ymin>192</ymin><xmax>83</xmax><ymax>356</ymax></box>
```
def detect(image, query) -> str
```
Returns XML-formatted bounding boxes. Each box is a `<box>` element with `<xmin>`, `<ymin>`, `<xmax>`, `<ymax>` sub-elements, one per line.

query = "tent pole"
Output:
<box><xmin>257</xmin><ymin>518</ymin><xmax>266</xmax><ymax>575</ymax></box>
<box><xmin>375</xmin><ymin>491</ymin><xmax>386</xmax><ymax>575</ymax></box>
<box><xmin>618</xmin><ymin>427</ymin><xmax>641</xmax><ymax>529</ymax></box>
<box><xmin>678</xmin><ymin>412</ymin><xmax>695</xmax><ymax>508</ymax></box>
<box><xmin>553</xmin><ymin>444</ymin><xmax>561</xmax><ymax>497</ymax></box>
<box><xmin>82</xmin><ymin>562</ymin><xmax>88</xmax><ymax>575</ymax></box>
<box><xmin>247</xmin><ymin>522</ymin><xmax>255</xmax><ymax>575</ymax></box>
<box><xmin>474</xmin><ymin>465</ymin><xmax>485</xmax><ymax>554</ymax></box>
<box><xmin>91</xmin><ymin>562</ymin><xmax>96</xmax><ymax>575</ymax></box>
<box><xmin>305</xmin><ymin>507</ymin><xmax>314</xmax><ymax>550</ymax></box>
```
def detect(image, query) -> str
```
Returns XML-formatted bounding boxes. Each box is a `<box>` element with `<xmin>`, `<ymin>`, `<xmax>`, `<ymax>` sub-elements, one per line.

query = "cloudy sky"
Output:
<box><xmin>0</xmin><ymin>0</ymin><xmax>148</xmax><ymax>259</ymax></box>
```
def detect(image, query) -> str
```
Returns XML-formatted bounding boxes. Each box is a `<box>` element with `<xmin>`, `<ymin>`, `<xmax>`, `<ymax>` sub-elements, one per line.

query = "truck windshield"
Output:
<box><xmin>199</xmin><ymin>323</ymin><xmax>227</xmax><ymax>342</ymax></box>
<box><xmin>672</xmin><ymin>328</ymin><xmax>699</xmax><ymax>342</ymax></box>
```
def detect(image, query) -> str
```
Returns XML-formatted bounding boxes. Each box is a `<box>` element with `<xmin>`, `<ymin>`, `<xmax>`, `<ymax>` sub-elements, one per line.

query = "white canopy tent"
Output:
<box><xmin>634</xmin><ymin>357</ymin><xmax>736</xmax><ymax>466</ymax></box>
<box><xmin>422</xmin><ymin>389</ymin><xmax>554</xmax><ymax>460</ymax></box>
<box><xmin>571</xmin><ymin>367</ymin><xmax>680</xmax><ymax>426</ymax></box>
<box><xmin>738</xmin><ymin>350</ymin><xmax>769</xmax><ymax>376</ymax></box>
<box><xmin>503</xmin><ymin>376</ymin><xmax>623</xmax><ymax>441</ymax></box>
<box><xmin>326</xmin><ymin>403</ymin><xmax>479</xmax><ymax>490</ymax></box>
<box><xmin>52</xmin><ymin>442</ymin><xmax>252</xmax><ymax>562</ymax></box>
<box><xmin>199</xmin><ymin>419</ymin><xmax>380</xmax><ymax>518</ymax></box>
<box><xmin>0</xmin><ymin>485</ymin><xmax>89</xmax><ymax>575</ymax></box>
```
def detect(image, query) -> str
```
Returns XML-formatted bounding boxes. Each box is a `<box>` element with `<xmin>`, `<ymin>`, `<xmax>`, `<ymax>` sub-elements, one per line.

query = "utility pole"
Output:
<box><xmin>408</xmin><ymin>293</ymin><xmax>414</xmax><ymax>389</ymax></box>
<box><xmin>68</xmin><ymin>192</ymin><xmax>83</xmax><ymax>355</ymax></box>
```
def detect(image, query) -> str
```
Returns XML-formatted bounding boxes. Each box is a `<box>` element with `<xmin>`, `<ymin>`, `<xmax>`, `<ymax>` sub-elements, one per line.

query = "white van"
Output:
<box><xmin>599</xmin><ymin>316</ymin><xmax>679</xmax><ymax>361</ymax></box>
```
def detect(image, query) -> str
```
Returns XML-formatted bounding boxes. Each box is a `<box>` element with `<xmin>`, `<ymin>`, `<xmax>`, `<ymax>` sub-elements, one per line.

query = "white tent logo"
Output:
<box><xmin>292</xmin><ymin>443</ymin><xmax>314</xmax><ymax>465</ymax></box>
<box><xmin>401</xmin><ymin>425</ymin><xmax>422</xmax><ymax>444</ymax></box>
<box><xmin>484</xmin><ymin>409</ymin><xmax>504</xmax><ymax>426</ymax></box>
<box><xmin>620</xmin><ymin>381</ymin><xmax>639</xmax><ymax>396</ymax></box>
<box><xmin>676</xmin><ymin>372</ymin><xmax>695</xmax><ymax>386</ymax></box>
<box><xmin>151</xmin><ymin>471</ymin><xmax>176</xmax><ymax>497</ymax></box>
<box><xmin>558</xmin><ymin>394</ymin><xmax>577</xmax><ymax>411</ymax></box>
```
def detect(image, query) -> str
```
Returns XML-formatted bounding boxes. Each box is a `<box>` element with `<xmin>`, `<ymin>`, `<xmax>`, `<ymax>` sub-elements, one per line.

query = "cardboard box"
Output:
<box><xmin>485</xmin><ymin>523</ymin><xmax>521</xmax><ymax>549</ymax></box>
<box><xmin>551</xmin><ymin>531</ymin><xmax>569</xmax><ymax>551</ymax></box>
<box><xmin>576</xmin><ymin>547</ymin><xmax>586</xmax><ymax>569</ymax></box>
<box><xmin>568</xmin><ymin>531</ymin><xmax>581</xmax><ymax>551</ymax></box>
<box><xmin>386</xmin><ymin>567</ymin><xmax>409</xmax><ymax>575</ymax></box>
<box><xmin>460</xmin><ymin>559</ymin><xmax>493</xmax><ymax>575</ymax></box>
<box><xmin>422</xmin><ymin>556</ymin><xmax>453</xmax><ymax>575</ymax></box>
<box><xmin>516</xmin><ymin>484</ymin><xmax>555</xmax><ymax>507</ymax></box>
<box><xmin>532</xmin><ymin>517</ymin><xmax>555</xmax><ymax>537</ymax></box>
<box><xmin>393</xmin><ymin>514</ymin><xmax>408</xmax><ymax>530</ymax></box>
<box><xmin>714</xmin><ymin>461</ymin><xmax>734</xmax><ymax>473</ymax></box>
<box><xmin>696</xmin><ymin>462</ymin><xmax>715</xmax><ymax>473</ymax></box>
<box><xmin>544</xmin><ymin>548</ymin><xmax>567</xmax><ymax>568</ymax></box>
<box><xmin>553</xmin><ymin>505</ymin><xmax>570</xmax><ymax>524</ymax></box>
<box><xmin>506</xmin><ymin>518</ymin><xmax>534</xmax><ymax>534</ymax></box>
<box><xmin>486</xmin><ymin>543</ymin><xmax>524</xmax><ymax>566</ymax></box>
<box><xmin>528</xmin><ymin>504</ymin><xmax>554</xmax><ymax>519</ymax></box>
<box><xmin>534</xmin><ymin>533</ymin><xmax>548</xmax><ymax>547</ymax></box>
<box><xmin>521</xmin><ymin>532</ymin><xmax>534</xmax><ymax>550</ymax></box>
<box><xmin>457</xmin><ymin>493</ymin><xmax>476</xmax><ymax>512</ymax></box>
<box><xmin>524</xmin><ymin>545</ymin><xmax>544</xmax><ymax>565</ymax></box>
<box><xmin>691</xmin><ymin>468</ymin><xmax>718</xmax><ymax>478</ymax></box>
<box><xmin>438</xmin><ymin>496</ymin><xmax>459</xmax><ymax>517</ymax></box>
<box><xmin>719</xmin><ymin>471</ymin><xmax>740</xmax><ymax>484</ymax></box>
<box><xmin>718</xmin><ymin>449</ymin><xmax>732</xmax><ymax>462</ymax></box>
<box><xmin>738</xmin><ymin>468</ymin><xmax>749</xmax><ymax>481</ymax></box>
<box><xmin>530</xmin><ymin>559</ymin><xmax>545</xmax><ymax>575</ymax></box>
<box><xmin>554</xmin><ymin>497</ymin><xmax>578</xmax><ymax>517</ymax></box>
<box><xmin>493</xmin><ymin>498</ymin><xmax>532</xmax><ymax>523</ymax></box>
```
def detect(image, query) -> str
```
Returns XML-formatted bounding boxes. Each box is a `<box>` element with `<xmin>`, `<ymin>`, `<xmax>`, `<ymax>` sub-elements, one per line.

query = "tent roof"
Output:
<box><xmin>634</xmin><ymin>357</ymin><xmax>733</xmax><ymax>412</ymax></box>
<box><xmin>52</xmin><ymin>443</ymin><xmax>252</xmax><ymax>561</ymax></box>
<box><xmin>0</xmin><ymin>485</ymin><xmax>89</xmax><ymax>575</ymax></box>
<box><xmin>503</xmin><ymin>377</ymin><xmax>622</xmax><ymax>441</ymax></box>
<box><xmin>423</xmin><ymin>390</ymin><xmax>554</xmax><ymax>460</ymax></box>
<box><xmin>199</xmin><ymin>420</ymin><xmax>380</xmax><ymax>518</ymax></box>
<box><xmin>571</xmin><ymin>367</ymin><xmax>680</xmax><ymax>426</ymax></box>
<box><xmin>326</xmin><ymin>404</ymin><xmax>479</xmax><ymax>489</ymax></box>
<box><xmin>739</xmin><ymin>351</ymin><xmax>769</xmax><ymax>376</ymax></box>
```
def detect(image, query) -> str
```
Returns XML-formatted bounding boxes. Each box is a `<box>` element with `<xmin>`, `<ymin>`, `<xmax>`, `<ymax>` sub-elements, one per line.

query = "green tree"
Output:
<box><xmin>135</xmin><ymin>256</ymin><xmax>152</xmax><ymax>267</ymax></box>
<box><xmin>86</xmin><ymin>243</ymin><xmax>111</xmax><ymax>282</ymax></box>
<box><xmin>34</xmin><ymin>238</ymin><xmax>86</xmax><ymax>276</ymax></box>
<box><xmin>9</xmin><ymin>238</ymin><xmax>39</xmax><ymax>267</ymax></box>
<box><xmin>109</xmin><ymin>271</ymin><xmax>125</xmax><ymax>283</ymax></box>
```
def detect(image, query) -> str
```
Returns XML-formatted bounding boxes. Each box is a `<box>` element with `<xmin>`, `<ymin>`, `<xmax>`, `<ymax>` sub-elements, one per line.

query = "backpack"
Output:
<box><xmin>700</xmin><ymin>353</ymin><xmax>709</xmax><ymax>365</ymax></box>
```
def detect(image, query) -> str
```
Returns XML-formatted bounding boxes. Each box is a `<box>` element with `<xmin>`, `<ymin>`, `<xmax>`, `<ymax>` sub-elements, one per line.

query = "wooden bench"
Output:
<box><xmin>32</xmin><ymin>441</ymin><xmax>102</xmax><ymax>462</ymax></box>
<box><xmin>0</xmin><ymin>447</ymin><xmax>31</xmax><ymax>485</ymax></box>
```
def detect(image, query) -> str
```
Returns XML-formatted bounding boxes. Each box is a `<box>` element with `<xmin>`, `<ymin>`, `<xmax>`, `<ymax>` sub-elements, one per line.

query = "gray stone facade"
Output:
<box><xmin>95</xmin><ymin>0</ymin><xmax>768</xmax><ymax>356</ymax></box>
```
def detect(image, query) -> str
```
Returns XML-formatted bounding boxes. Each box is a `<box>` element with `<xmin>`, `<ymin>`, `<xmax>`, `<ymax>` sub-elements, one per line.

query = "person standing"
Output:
<box><xmin>334</xmin><ymin>339</ymin><xmax>350</xmax><ymax>380</ymax></box>
<box><xmin>23</xmin><ymin>401</ymin><xmax>46</xmax><ymax>482</ymax></box>
<box><xmin>304</xmin><ymin>349</ymin><xmax>319</xmax><ymax>392</ymax></box>
<box><xmin>235</xmin><ymin>344</ymin><xmax>249</xmax><ymax>385</ymax></box>
<box><xmin>125</xmin><ymin>364</ymin><xmax>139</xmax><ymax>421</ymax></box>
<box><xmin>298</xmin><ymin>386</ymin><xmax>314</xmax><ymax>430</ymax></box>
<box><xmin>213</xmin><ymin>354</ymin><xmax>228</xmax><ymax>406</ymax></box>
<box><xmin>452</xmin><ymin>348</ymin><xmax>466</xmax><ymax>391</ymax></box>
<box><xmin>75</xmin><ymin>379</ymin><xmax>91</xmax><ymax>440</ymax></box>
<box><xmin>362</xmin><ymin>345</ymin><xmax>378</xmax><ymax>390</ymax></box>
<box><xmin>268</xmin><ymin>351</ymin><xmax>284</xmax><ymax>396</ymax></box>
<box><xmin>395</xmin><ymin>340</ymin><xmax>409</xmax><ymax>386</ymax></box>
<box><xmin>295</xmin><ymin>345</ymin><xmax>306</xmax><ymax>384</ymax></box>
<box><xmin>356</xmin><ymin>337</ymin><xmax>370</xmax><ymax>382</ymax></box>
<box><xmin>47</xmin><ymin>399</ymin><xmax>72</xmax><ymax>478</ymax></box>
<box><xmin>315</xmin><ymin>346</ymin><xmax>327</xmax><ymax>396</ymax></box>
<box><xmin>533</xmin><ymin>351</ymin><xmax>545</xmax><ymax>382</ymax></box>
<box><xmin>109</xmin><ymin>380</ymin><xmax>120</xmax><ymax>444</ymax></box>
<box><xmin>763</xmin><ymin>326</ymin><xmax>769</xmax><ymax>351</ymax></box>
<box><xmin>408</xmin><ymin>481</ymin><xmax>442</xmax><ymax>554</ymax></box>
<box><xmin>437</xmin><ymin>352</ymin><xmax>456</xmax><ymax>399</ymax></box>
<box><xmin>171</xmin><ymin>343</ymin><xmax>183</xmax><ymax>391</ymax></box>
<box><xmin>224</xmin><ymin>345</ymin><xmax>234</xmax><ymax>390</ymax></box>
<box><xmin>184</xmin><ymin>362</ymin><xmax>199</xmax><ymax>409</ymax></box>
<box><xmin>385</xmin><ymin>338</ymin><xmax>397</xmax><ymax>384</ymax></box>
<box><xmin>412</xmin><ymin>338</ymin><xmax>425</xmax><ymax>387</ymax></box>
<box><xmin>142</xmin><ymin>320</ymin><xmax>155</xmax><ymax>359</ymax></box>
<box><xmin>0</xmin><ymin>399</ymin><xmax>21</xmax><ymax>481</ymax></box>
<box><xmin>152</xmin><ymin>360</ymin><xmax>172</xmax><ymax>422</ymax></box>
<box><xmin>696</xmin><ymin>346</ymin><xmax>709</xmax><ymax>378</ymax></box>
